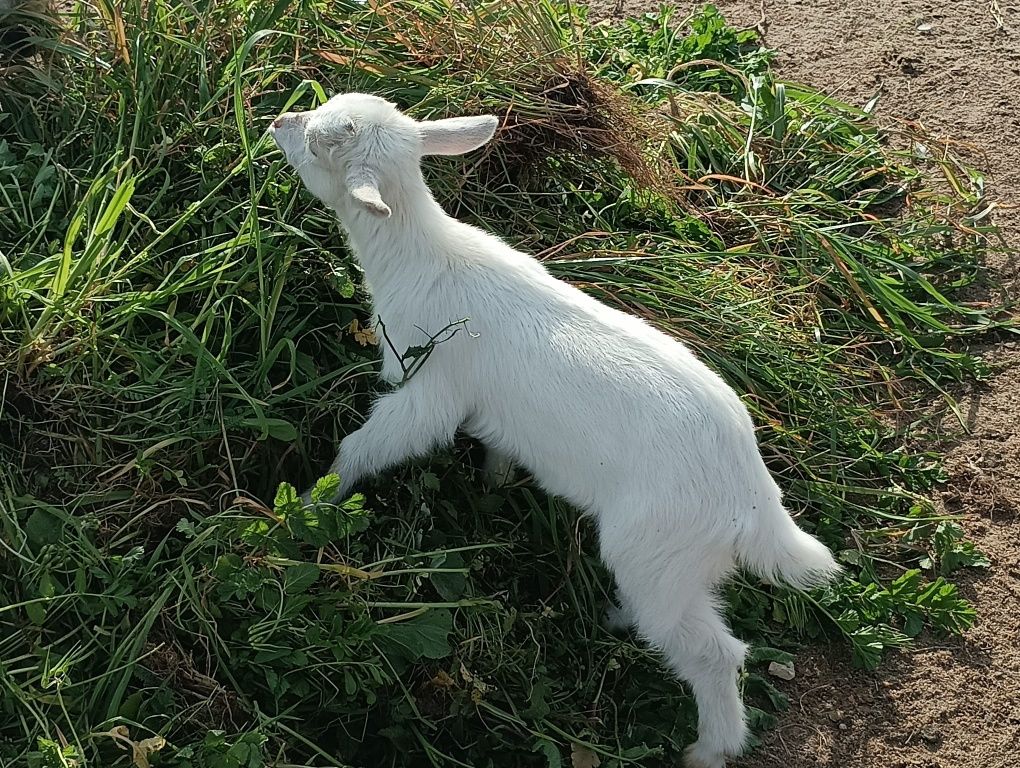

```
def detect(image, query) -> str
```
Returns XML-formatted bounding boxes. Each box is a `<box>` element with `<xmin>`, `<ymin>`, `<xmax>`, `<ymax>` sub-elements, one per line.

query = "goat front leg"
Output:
<box><xmin>305</xmin><ymin>382</ymin><xmax>463</xmax><ymax>503</ymax></box>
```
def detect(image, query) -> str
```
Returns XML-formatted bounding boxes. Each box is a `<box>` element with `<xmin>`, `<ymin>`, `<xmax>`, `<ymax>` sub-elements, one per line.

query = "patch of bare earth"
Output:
<box><xmin>595</xmin><ymin>1</ymin><xmax>1020</xmax><ymax>765</ymax></box>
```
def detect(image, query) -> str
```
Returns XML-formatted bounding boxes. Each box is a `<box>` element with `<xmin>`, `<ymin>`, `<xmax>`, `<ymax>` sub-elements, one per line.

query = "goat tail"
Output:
<box><xmin>736</xmin><ymin>501</ymin><xmax>841</xmax><ymax>590</ymax></box>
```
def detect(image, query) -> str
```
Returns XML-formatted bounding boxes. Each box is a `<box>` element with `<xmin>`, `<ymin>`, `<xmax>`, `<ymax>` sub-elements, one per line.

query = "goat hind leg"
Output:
<box><xmin>612</xmin><ymin>564</ymin><xmax>748</xmax><ymax>768</ymax></box>
<box><xmin>663</xmin><ymin>598</ymin><xmax>749</xmax><ymax>768</ymax></box>
<box><xmin>481</xmin><ymin>445</ymin><xmax>515</xmax><ymax>488</ymax></box>
<box><xmin>603</xmin><ymin>590</ymin><xmax>637</xmax><ymax>633</ymax></box>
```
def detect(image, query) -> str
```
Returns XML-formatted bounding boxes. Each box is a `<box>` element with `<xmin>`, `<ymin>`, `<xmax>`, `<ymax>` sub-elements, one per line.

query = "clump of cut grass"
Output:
<box><xmin>322</xmin><ymin>0</ymin><xmax>680</xmax><ymax>205</ymax></box>
<box><xmin>0</xmin><ymin>2</ymin><xmax>1008</xmax><ymax>767</ymax></box>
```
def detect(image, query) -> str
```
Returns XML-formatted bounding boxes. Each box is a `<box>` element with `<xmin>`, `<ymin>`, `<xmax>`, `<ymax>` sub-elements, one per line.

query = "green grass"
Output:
<box><xmin>0</xmin><ymin>1</ymin><xmax>1007</xmax><ymax>767</ymax></box>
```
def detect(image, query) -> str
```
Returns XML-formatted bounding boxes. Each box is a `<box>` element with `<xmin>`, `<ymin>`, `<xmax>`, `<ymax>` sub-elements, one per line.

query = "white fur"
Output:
<box><xmin>270</xmin><ymin>93</ymin><xmax>841</xmax><ymax>768</ymax></box>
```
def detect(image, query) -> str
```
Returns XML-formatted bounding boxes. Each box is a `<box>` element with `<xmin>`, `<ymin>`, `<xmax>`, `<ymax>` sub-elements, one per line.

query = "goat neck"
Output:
<box><xmin>329</xmin><ymin>169</ymin><xmax>454</xmax><ymax>291</ymax></box>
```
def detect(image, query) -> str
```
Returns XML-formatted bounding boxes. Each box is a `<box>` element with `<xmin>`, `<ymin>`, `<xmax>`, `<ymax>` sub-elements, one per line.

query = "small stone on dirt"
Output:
<box><xmin>768</xmin><ymin>661</ymin><xmax>796</xmax><ymax>680</ymax></box>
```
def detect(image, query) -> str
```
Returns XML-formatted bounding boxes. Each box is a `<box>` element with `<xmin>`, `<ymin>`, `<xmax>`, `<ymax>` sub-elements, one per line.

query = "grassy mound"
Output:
<box><xmin>0</xmin><ymin>1</ymin><xmax>1004</xmax><ymax>766</ymax></box>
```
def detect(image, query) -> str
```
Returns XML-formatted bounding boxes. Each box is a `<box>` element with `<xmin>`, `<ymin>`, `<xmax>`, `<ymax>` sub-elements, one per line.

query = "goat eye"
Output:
<box><xmin>307</xmin><ymin>135</ymin><xmax>329</xmax><ymax>161</ymax></box>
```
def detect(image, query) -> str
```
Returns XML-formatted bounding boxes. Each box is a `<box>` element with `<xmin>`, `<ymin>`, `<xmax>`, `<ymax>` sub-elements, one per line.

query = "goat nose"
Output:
<box><xmin>272</xmin><ymin>112</ymin><xmax>308</xmax><ymax>130</ymax></box>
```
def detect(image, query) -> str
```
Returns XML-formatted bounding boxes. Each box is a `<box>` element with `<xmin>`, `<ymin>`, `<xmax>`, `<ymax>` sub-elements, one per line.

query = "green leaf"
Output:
<box><xmin>532</xmin><ymin>738</ymin><xmax>562</xmax><ymax>768</ymax></box>
<box><xmin>225</xmin><ymin>738</ymin><xmax>264</xmax><ymax>768</ymax></box>
<box><xmin>94</xmin><ymin>174</ymin><xmax>135</xmax><ymax>237</ymax></box>
<box><xmin>284</xmin><ymin>563</ymin><xmax>320</xmax><ymax>595</ymax></box>
<box><xmin>522</xmin><ymin>679</ymin><xmax>552</xmax><ymax>720</ymax></box>
<box><xmin>273</xmin><ymin>482</ymin><xmax>302</xmax><ymax>517</ymax></box>
<box><xmin>379</xmin><ymin>724</ymin><xmax>415</xmax><ymax>752</ymax></box>
<box><xmin>311</xmin><ymin>473</ymin><xmax>341</xmax><ymax>503</ymax></box>
<box><xmin>119</xmin><ymin>690</ymin><xmax>144</xmax><ymax>720</ymax></box>
<box><xmin>199</xmin><ymin>731</ymin><xmax>267</xmax><ymax>768</ymax></box>
<box><xmin>377</xmin><ymin>609</ymin><xmax>454</xmax><ymax>662</ymax></box>
<box><xmin>903</xmin><ymin>612</ymin><xmax>924</xmax><ymax>637</ymax></box>
<box><xmin>745</xmin><ymin>705</ymin><xmax>778</xmax><ymax>732</ymax></box>
<box><xmin>430</xmin><ymin>552</ymin><xmax>467</xmax><ymax>601</ymax></box>
<box><xmin>931</xmin><ymin>522</ymin><xmax>991</xmax><ymax>574</ymax></box>
<box><xmin>27</xmin><ymin>738</ymin><xmax>78</xmax><ymax>768</ymax></box>
<box><xmin>25</xmin><ymin>600</ymin><xmax>46</xmax><ymax>625</ymax></box>
<box><xmin>343</xmin><ymin>669</ymin><xmax>358</xmax><ymax>696</ymax></box>
<box><xmin>245</xmin><ymin>416</ymin><xmax>297</xmax><ymax>442</ymax></box>
<box><xmin>38</xmin><ymin>571</ymin><xmax>59</xmax><ymax>598</ymax></box>
<box><xmin>743</xmin><ymin>672</ymin><xmax>789</xmax><ymax>712</ymax></box>
<box><xmin>25</xmin><ymin>508</ymin><xmax>63</xmax><ymax>547</ymax></box>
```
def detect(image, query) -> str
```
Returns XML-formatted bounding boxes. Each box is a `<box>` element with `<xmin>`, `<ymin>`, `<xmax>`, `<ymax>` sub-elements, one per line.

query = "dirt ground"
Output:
<box><xmin>596</xmin><ymin>1</ymin><xmax>1020</xmax><ymax>766</ymax></box>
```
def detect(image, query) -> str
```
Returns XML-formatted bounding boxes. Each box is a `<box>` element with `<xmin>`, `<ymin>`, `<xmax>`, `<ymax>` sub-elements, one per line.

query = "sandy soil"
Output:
<box><xmin>596</xmin><ymin>1</ymin><xmax>1020</xmax><ymax>766</ymax></box>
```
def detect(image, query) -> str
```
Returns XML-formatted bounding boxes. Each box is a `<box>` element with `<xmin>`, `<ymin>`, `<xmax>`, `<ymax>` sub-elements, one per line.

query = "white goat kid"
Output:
<box><xmin>269</xmin><ymin>93</ymin><xmax>841</xmax><ymax>768</ymax></box>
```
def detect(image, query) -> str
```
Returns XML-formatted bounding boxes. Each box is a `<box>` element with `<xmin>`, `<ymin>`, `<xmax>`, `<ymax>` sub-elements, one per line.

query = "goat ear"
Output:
<box><xmin>420</xmin><ymin>115</ymin><xmax>499</xmax><ymax>156</ymax></box>
<box><xmin>346</xmin><ymin>165</ymin><xmax>391</xmax><ymax>217</ymax></box>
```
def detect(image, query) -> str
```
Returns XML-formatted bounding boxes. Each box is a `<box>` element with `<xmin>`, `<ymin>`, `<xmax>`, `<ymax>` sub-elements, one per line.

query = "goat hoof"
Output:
<box><xmin>683</xmin><ymin>741</ymin><xmax>728</xmax><ymax>768</ymax></box>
